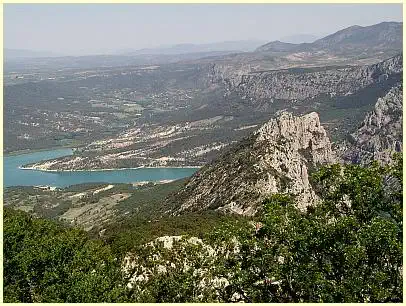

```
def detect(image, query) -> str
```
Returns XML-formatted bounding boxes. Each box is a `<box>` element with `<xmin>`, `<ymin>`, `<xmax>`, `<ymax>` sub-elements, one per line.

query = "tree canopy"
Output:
<box><xmin>4</xmin><ymin>154</ymin><xmax>403</xmax><ymax>302</ymax></box>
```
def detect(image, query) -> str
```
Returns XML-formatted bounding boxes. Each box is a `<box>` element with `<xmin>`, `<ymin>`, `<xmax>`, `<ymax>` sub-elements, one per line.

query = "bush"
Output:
<box><xmin>3</xmin><ymin>208</ymin><xmax>128</xmax><ymax>302</ymax></box>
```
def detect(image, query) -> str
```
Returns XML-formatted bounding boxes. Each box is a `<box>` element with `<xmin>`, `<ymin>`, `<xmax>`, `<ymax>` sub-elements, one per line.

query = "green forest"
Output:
<box><xmin>4</xmin><ymin>154</ymin><xmax>403</xmax><ymax>302</ymax></box>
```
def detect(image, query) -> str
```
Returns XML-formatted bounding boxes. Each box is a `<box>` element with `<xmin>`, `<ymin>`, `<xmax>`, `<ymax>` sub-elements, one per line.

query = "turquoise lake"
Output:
<box><xmin>4</xmin><ymin>148</ymin><xmax>199</xmax><ymax>187</ymax></box>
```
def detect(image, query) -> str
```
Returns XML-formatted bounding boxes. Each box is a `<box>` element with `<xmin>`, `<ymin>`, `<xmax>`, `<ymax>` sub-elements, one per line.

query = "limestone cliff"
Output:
<box><xmin>170</xmin><ymin>112</ymin><xmax>335</xmax><ymax>216</ymax></box>
<box><xmin>340</xmin><ymin>84</ymin><xmax>403</xmax><ymax>165</ymax></box>
<box><xmin>209</xmin><ymin>54</ymin><xmax>402</xmax><ymax>102</ymax></box>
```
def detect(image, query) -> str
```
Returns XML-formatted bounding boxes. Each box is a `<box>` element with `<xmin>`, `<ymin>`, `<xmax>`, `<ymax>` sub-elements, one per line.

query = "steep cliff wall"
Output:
<box><xmin>340</xmin><ymin>84</ymin><xmax>403</xmax><ymax>164</ymax></box>
<box><xmin>208</xmin><ymin>54</ymin><xmax>402</xmax><ymax>102</ymax></box>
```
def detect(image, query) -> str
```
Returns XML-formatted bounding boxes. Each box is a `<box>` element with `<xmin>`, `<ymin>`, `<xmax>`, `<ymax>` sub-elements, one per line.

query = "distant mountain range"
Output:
<box><xmin>116</xmin><ymin>40</ymin><xmax>267</xmax><ymax>56</ymax></box>
<box><xmin>4</xmin><ymin>49</ymin><xmax>63</xmax><ymax>59</ymax></box>
<box><xmin>5</xmin><ymin>21</ymin><xmax>402</xmax><ymax>72</ymax></box>
<box><xmin>256</xmin><ymin>21</ymin><xmax>402</xmax><ymax>53</ymax></box>
<box><xmin>4</xmin><ymin>40</ymin><xmax>266</xmax><ymax>61</ymax></box>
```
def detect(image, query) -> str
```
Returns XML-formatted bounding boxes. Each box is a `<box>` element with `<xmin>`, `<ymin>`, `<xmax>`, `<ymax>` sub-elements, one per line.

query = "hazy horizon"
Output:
<box><xmin>5</xmin><ymin>3</ymin><xmax>403</xmax><ymax>56</ymax></box>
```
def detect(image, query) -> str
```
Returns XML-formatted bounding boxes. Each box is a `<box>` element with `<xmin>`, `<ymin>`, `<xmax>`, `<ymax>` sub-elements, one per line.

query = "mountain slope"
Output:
<box><xmin>255</xmin><ymin>40</ymin><xmax>300</xmax><ymax>52</ymax></box>
<box><xmin>170</xmin><ymin>112</ymin><xmax>335</xmax><ymax>216</ymax></box>
<box><xmin>312</xmin><ymin>21</ymin><xmax>402</xmax><ymax>52</ymax></box>
<box><xmin>256</xmin><ymin>21</ymin><xmax>402</xmax><ymax>54</ymax></box>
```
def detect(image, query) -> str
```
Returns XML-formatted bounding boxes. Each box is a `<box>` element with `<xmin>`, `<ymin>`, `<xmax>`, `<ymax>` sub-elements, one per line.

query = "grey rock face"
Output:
<box><xmin>171</xmin><ymin>112</ymin><xmax>335</xmax><ymax>216</ymax></box>
<box><xmin>209</xmin><ymin>54</ymin><xmax>402</xmax><ymax>102</ymax></box>
<box><xmin>341</xmin><ymin>84</ymin><xmax>403</xmax><ymax>165</ymax></box>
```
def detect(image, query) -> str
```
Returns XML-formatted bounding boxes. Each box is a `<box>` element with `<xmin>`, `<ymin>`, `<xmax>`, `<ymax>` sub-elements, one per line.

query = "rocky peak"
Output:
<box><xmin>256</xmin><ymin>112</ymin><xmax>333</xmax><ymax>165</ymax></box>
<box><xmin>170</xmin><ymin>112</ymin><xmax>335</xmax><ymax>216</ymax></box>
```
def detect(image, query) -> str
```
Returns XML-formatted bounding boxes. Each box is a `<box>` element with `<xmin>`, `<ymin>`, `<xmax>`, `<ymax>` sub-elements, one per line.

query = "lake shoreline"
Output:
<box><xmin>4</xmin><ymin>146</ymin><xmax>75</xmax><ymax>157</ymax></box>
<box><xmin>19</xmin><ymin>165</ymin><xmax>202</xmax><ymax>173</ymax></box>
<box><xmin>28</xmin><ymin>179</ymin><xmax>179</xmax><ymax>190</ymax></box>
<box><xmin>6</xmin><ymin>148</ymin><xmax>199</xmax><ymax>188</ymax></box>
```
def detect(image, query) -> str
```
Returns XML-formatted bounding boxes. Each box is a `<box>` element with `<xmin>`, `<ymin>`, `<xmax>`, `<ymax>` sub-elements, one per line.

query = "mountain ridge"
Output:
<box><xmin>256</xmin><ymin>21</ymin><xmax>402</xmax><ymax>53</ymax></box>
<box><xmin>119</xmin><ymin>40</ymin><xmax>267</xmax><ymax>56</ymax></box>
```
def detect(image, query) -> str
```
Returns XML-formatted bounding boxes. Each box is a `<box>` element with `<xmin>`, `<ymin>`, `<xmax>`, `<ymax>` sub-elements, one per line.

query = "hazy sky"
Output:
<box><xmin>4</xmin><ymin>4</ymin><xmax>403</xmax><ymax>56</ymax></box>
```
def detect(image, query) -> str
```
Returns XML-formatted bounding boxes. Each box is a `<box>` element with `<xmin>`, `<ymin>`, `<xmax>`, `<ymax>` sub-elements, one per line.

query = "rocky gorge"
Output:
<box><xmin>208</xmin><ymin>54</ymin><xmax>402</xmax><ymax>103</ymax></box>
<box><xmin>169</xmin><ymin>95</ymin><xmax>402</xmax><ymax>215</ymax></box>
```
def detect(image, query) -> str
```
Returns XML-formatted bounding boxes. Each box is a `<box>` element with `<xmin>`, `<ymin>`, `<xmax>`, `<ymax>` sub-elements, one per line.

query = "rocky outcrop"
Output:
<box><xmin>341</xmin><ymin>84</ymin><xmax>403</xmax><ymax>165</ymax></box>
<box><xmin>170</xmin><ymin>112</ymin><xmax>336</xmax><ymax>216</ymax></box>
<box><xmin>209</xmin><ymin>54</ymin><xmax>402</xmax><ymax>102</ymax></box>
<box><xmin>122</xmin><ymin>234</ymin><xmax>243</xmax><ymax>301</ymax></box>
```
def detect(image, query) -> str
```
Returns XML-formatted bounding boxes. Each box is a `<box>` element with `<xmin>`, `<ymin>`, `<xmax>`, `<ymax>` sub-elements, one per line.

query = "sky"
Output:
<box><xmin>4</xmin><ymin>3</ymin><xmax>403</xmax><ymax>56</ymax></box>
